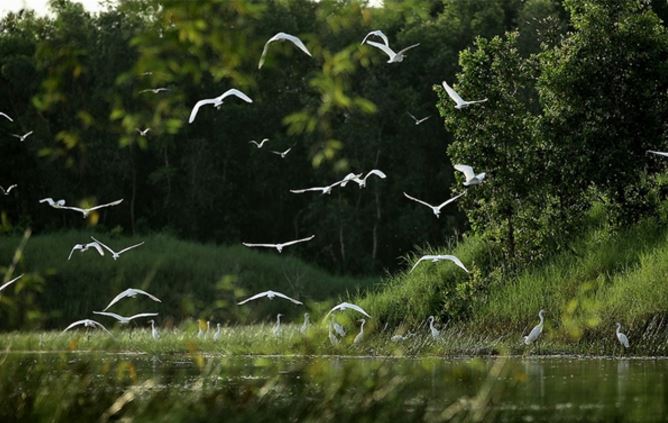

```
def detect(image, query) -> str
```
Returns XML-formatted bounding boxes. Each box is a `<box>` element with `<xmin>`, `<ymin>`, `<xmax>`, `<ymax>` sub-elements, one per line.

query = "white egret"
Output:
<box><xmin>407</xmin><ymin>112</ymin><xmax>431</xmax><ymax>126</ymax></box>
<box><xmin>258</xmin><ymin>32</ymin><xmax>312</xmax><ymax>69</ymax></box>
<box><xmin>647</xmin><ymin>150</ymin><xmax>668</xmax><ymax>157</ymax></box>
<box><xmin>441</xmin><ymin>81</ymin><xmax>488</xmax><ymax>109</ymax></box>
<box><xmin>249</xmin><ymin>138</ymin><xmax>270</xmax><ymax>148</ymax></box>
<box><xmin>44</xmin><ymin>199</ymin><xmax>124</xmax><ymax>218</ymax></box>
<box><xmin>149</xmin><ymin>319</ymin><xmax>160</xmax><ymax>339</ymax></box>
<box><xmin>242</xmin><ymin>235</ymin><xmax>315</xmax><ymax>253</ymax></box>
<box><xmin>339</xmin><ymin>172</ymin><xmax>364</xmax><ymax>188</ymax></box>
<box><xmin>93</xmin><ymin>311</ymin><xmax>158</xmax><ymax>324</ymax></box>
<box><xmin>454</xmin><ymin>164</ymin><xmax>486</xmax><ymax>187</ymax></box>
<box><xmin>0</xmin><ymin>112</ymin><xmax>13</xmax><ymax>122</ymax></box>
<box><xmin>68</xmin><ymin>241</ymin><xmax>105</xmax><ymax>261</ymax></box>
<box><xmin>213</xmin><ymin>323</ymin><xmax>222</xmax><ymax>340</ymax></box>
<box><xmin>0</xmin><ymin>184</ymin><xmax>17</xmax><ymax>195</ymax></box>
<box><xmin>616</xmin><ymin>323</ymin><xmax>630</xmax><ymax>349</ymax></box>
<box><xmin>62</xmin><ymin>319</ymin><xmax>111</xmax><ymax>335</ymax></box>
<box><xmin>290</xmin><ymin>180</ymin><xmax>344</xmax><ymax>195</ymax></box>
<box><xmin>328</xmin><ymin>321</ymin><xmax>340</xmax><ymax>345</ymax></box>
<box><xmin>140</xmin><ymin>87</ymin><xmax>169</xmax><ymax>94</ymax></box>
<box><xmin>410</xmin><ymin>254</ymin><xmax>469</xmax><ymax>273</ymax></box>
<box><xmin>523</xmin><ymin>309</ymin><xmax>545</xmax><ymax>345</ymax></box>
<box><xmin>403</xmin><ymin>191</ymin><xmax>465</xmax><ymax>218</ymax></box>
<box><xmin>300</xmin><ymin>313</ymin><xmax>310</xmax><ymax>334</ymax></box>
<box><xmin>39</xmin><ymin>197</ymin><xmax>66</xmax><ymax>208</ymax></box>
<box><xmin>427</xmin><ymin>316</ymin><xmax>440</xmax><ymax>339</ymax></box>
<box><xmin>188</xmin><ymin>88</ymin><xmax>253</xmax><ymax>123</ymax></box>
<box><xmin>90</xmin><ymin>236</ymin><xmax>144</xmax><ymax>260</ymax></box>
<box><xmin>354</xmin><ymin>169</ymin><xmax>386</xmax><ymax>188</ymax></box>
<box><xmin>353</xmin><ymin>319</ymin><xmax>366</xmax><ymax>345</ymax></box>
<box><xmin>325</xmin><ymin>302</ymin><xmax>371</xmax><ymax>319</ymax></box>
<box><xmin>0</xmin><ymin>274</ymin><xmax>23</xmax><ymax>294</ymax></box>
<box><xmin>136</xmin><ymin>128</ymin><xmax>151</xmax><ymax>136</ymax></box>
<box><xmin>11</xmin><ymin>131</ymin><xmax>33</xmax><ymax>142</ymax></box>
<box><xmin>237</xmin><ymin>290</ymin><xmax>303</xmax><ymax>305</ymax></box>
<box><xmin>271</xmin><ymin>148</ymin><xmax>292</xmax><ymax>159</ymax></box>
<box><xmin>273</xmin><ymin>313</ymin><xmax>283</xmax><ymax>336</ymax></box>
<box><xmin>197</xmin><ymin>322</ymin><xmax>204</xmax><ymax>338</ymax></box>
<box><xmin>365</xmin><ymin>40</ymin><xmax>419</xmax><ymax>63</ymax></box>
<box><xmin>102</xmin><ymin>288</ymin><xmax>162</xmax><ymax>311</ymax></box>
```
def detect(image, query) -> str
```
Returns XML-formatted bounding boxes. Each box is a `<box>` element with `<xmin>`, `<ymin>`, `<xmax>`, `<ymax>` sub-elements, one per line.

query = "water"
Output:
<box><xmin>2</xmin><ymin>353</ymin><xmax>667</xmax><ymax>422</ymax></box>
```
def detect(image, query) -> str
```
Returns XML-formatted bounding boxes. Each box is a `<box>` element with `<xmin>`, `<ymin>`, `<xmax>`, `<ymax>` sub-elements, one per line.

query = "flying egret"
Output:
<box><xmin>140</xmin><ymin>87</ymin><xmax>169</xmax><ymax>94</ymax></box>
<box><xmin>339</xmin><ymin>172</ymin><xmax>364</xmax><ymax>188</ymax></box>
<box><xmin>237</xmin><ymin>290</ymin><xmax>303</xmax><ymax>305</ymax></box>
<box><xmin>90</xmin><ymin>236</ymin><xmax>144</xmax><ymax>260</ymax></box>
<box><xmin>523</xmin><ymin>309</ymin><xmax>545</xmax><ymax>345</ymax></box>
<box><xmin>68</xmin><ymin>241</ymin><xmax>105</xmax><ymax>261</ymax></box>
<box><xmin>258</xmin><ymin>32</ymin><xmax>312</xmax><ymax>69</ymax></box>
<box><xmin>102</xmin><ymin>288</ymin><xmax>162</xmax><ymax>311</ymax></box>
<box><xmin>0</xmin><ymin>274</ymin><xmax>23</xmax><ymax>294</ymax></box>
<box><xmin>616</xmin><ymin>323</ymin><xmax>630</xmax><ymax>349</ymax></box>
<box><xmin>93</xmin><ymin>311</ymin><xmax>158</xmax><ymax>324</ymax></box>
<box><xmin>454</xmin><ymin>164</ymin><xmax>486</xmax><ymax>187</ymax></box>
<box><xmin>328</xmin><ymin>321</ymin><xmax>340</xmax><ymax>345</ymax></box>
<box><xmin>407</xmin><ymin>112</ymin><xmax>431</xmax><ymax>126</ymax></box>
<box><xmin>361</xmin><ymin>30</ymin><xmax>390</xmax><ymax>46</ymax></box>
<box><xmin>410</xmin><ymin>254</ymin><xmax>469</xmax><ymax>273</ymax></box>
<box><xmin>45</xmin><ymin>199</ymin><xmax>124</xmax><ymax>218</ymax></box>
<box><xmin>403</xmin><ymin>191</ymin><xmax>465</xmax><ymax>218</ymax></box>
<box><xmin>0</xmin><ymin>184</ymin><xmax>17</xmax><ymax>195</ymax></box>
<box><xmin>647</xmin><ymin>150</ymin><xmax>668</xmax><ymax>157</ymax></box>
<box><xmin>149</xmin><ymin>319</ymin><xmax>160</xmax><ymax>339</ymax></box>
<box><xmin>290</xmin><ymin>180</ymin><xmax>344</xmax><ymax>195</ymax></box>
<box><xmin>441</xmin><ymin>81</ymin><xmax>488</xmax><ymax>109</ymax></box>
<box><xmin>325</xmin><ymin>302</ymin><xmax>371</xmax><ymax>319</ymax></box>
<box><xmin>300</xmin><ymin>313</ymin><xmax>310</xmax><ymax>334</ymax></box>
<box><xmin>271</xmin><ymin>148</ymin><xmax>292</xmax><ymax>159</ymax></box>
<box><xmin>0</xmin><ymin>112</ymin><xmax>13</xmax><ymax>122</ymax></box>
<box><xmin>11</xmin><ymin>131</ymin><xmax>33</xmax><ymax>142</ymax></box>
<box><xmin>353</xmin><ymin>319</ymin><xmax>366</xmax><ymax>345</ymax></box>
<box><xmin>62</xmin><ymin>319</ymin><xmax>111</xmax><ymax>335</ymax></box>
<box><xmin>249</xmin><ymin>138</ymin><xmax>270</xmax><ymax>148</ymax></box>
<box><xmin>350</xmin><ymin>169</ymin><xmax>386</xmax><ymax>188</ymax></box>
<box><xmin>273</xmin><ymin>313</ymin><xmax>283</xmax><ymax>336</ymax></box>
<box><xmin>39</xmin><ymin>197</ymin><xmax>66</xmax><ymax>208</ymax></box>
<box><xmin>188</xmin><ymin>88</ymin><xmax>253</xmax><ymax>124</ymax></box>
<box><xmin>242</xmin><ymin>235</ymin><xmax>315</xmax><ymax>253</ymax></box>
<box><xmin>427</xmin><ymin>316</ymin><xmax>440</xmax><ymax>339</ymax></box>
<box><xmin>213</xmin><ymin>323</ymin><xmax>222</xmax><ymax>340</ymax></box>
<box><xmin>364</xmin><ymin>40</ymin><xmax>419</xmax><ymax>63</ymax></box>
<box><xmin>136</xmin><ymin>128</ymin><xmax>151</xmax><ymax>136</ymax></box>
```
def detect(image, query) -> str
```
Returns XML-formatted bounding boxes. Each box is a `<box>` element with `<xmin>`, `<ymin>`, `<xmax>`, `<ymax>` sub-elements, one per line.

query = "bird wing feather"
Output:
<box><xmin>0</xmin><ymin>274</ymin><xmax>23</xmax><ymax>293</ymax></box>
<box><xmin>189</xmin><ymin>98</ymin><xmax>217</xmax><ymax>123</ymax></box>
<box><xmin>403</xmin><ymin>192</ymin><xmax>435</xmax><ymax>209</ymax></box>
<box><xmin>220</xmin><ymin>88</ymin><xmax>253</xmax><ymax>104</ymax></box>
<box><xmin>237</xmin><ymin>291</ymin><xmax>270</xmax><ymax>305</ymax></box>
<box><xmin>442</xmin><ymin>81</ymin><xmax>465</xmax><ymax>105</ymax></box>
<box><xmin>436</xmin><ymin>191</ymin><xmax>466</xmax><ymax>210</ymax></box>
<box><xmin>281</xmin><ymin>235</ymin><xmax>315</xmax><ymax>247</ymax></box>
<box><xmin>273</xmin><ymin>291</ymin><xmax>303</xmax><ymax>305</ymax></box>
<box><xmin>117</xmin><ymin>241</ymin><xmax>144</xmax><ymax>255</ymax></box>
<box><xmin>365</xmin><ymin>40</ymin><xmax>396</xmax><ymax>58</ymax></box>
<box><xmin>454</xmin><ymin>164</ymin><xmax>476</xmax><ymax>181</ymax></box>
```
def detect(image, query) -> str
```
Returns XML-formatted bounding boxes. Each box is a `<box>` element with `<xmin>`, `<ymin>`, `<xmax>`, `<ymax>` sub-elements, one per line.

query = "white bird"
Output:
<box><xmin>364</xmin><ymin>40</ymin><xmax>420</xmax><ymax>63</ymax></box>
<box><xmin>249</xmin><ymin>138</ymin><xmax>270</xmax><ymax>148</ymax></box>
<box><xmin>454</xmin><ymin>164</ymin><xmax>486</xmax><ymax>186</ymax></box>
<box><xmin>136</xmin><ymin>128</ymin><xmax>151</xmax><ymax>136</ymax></box>
<box><xmin>68</xmin><ymin>241</ymin><xmax>105</xmax><ymax>261</ymax></box>
<box><xmin>410</xmin><ymin>254</ymin><xmax>469</xmax><ymax>273</ymax></box>
<box><xmin>271</xmin><ymin>148</ymin><xmax>292</xmax><ymax>159</ymax></box>
<box><xmin>149</xmin><ymin>319</ymin><xmax>160</xmax><ymax>339</ymax></box>
<box><xmin>92</xmin><ymin>311</ymin><xmax>158</xmax><ymax>324</ymax></box>
<box><xmin>523</xmin><ymin>309</ymin><xmax>545</xmax><ymax>345</ymax></box>
<box><xmin>90</xmin><ymin>236</ymin><xmax>144</xmax><ymax>260</ymax></box>
<box><xmin>325</xmin><ymin>302</ymin><xmax>371</xmax><ymax>319</ymax></box>
<box><xmin>647</xmin><ymin>150</ymin><xmax>668</xmax><ymax>158</ymax></box>
<box><xmin>0</xmin><ymin>274</ymin><xmax>23</xmax><ymax>294</ymax></box>
<box><xmin>403</xmin><ymin>191</ymin><xmax>465</xmax><ymax>218</ymax></box>
<box><xmin>0</xmin><ymin>112</ymin><xmax>13</xmax><ymax>122</ymax></box>
<box><xmin>242</xmin><ymin>235</ymin><xmax>315</xmax><ymax>253</ymax></box>
<box><xmin>11</xmin><ymin>131</ymin><xmax>33</xmax><ymax>142</ymax></box>
<box><xmin>39</xmin><ymin>197</ymin><xmax>66</xmax><ymax>208</ymax></box>
<box><xmin>188</xmin><ymin>88</ymin><xmax>253</xmax><ymax>124</ymax></box>
<box><xmin>237</xmin><ymin>290</ymin><xmax>303</xmax><ymax>305</ymax></box>
<box><xmin>273</xmin><ymin>313</ymin><xmax>283</xmax><ymax>336</ymax></box>
<box><xmin>213</xmin><ymin>323</ymin><xmax>222</xmax><ymax>340</ymax></box>
<box><xmin>290</xmin><ymin>180</ymin><xmax>343</xmax><ymax>195</ymax></box>
<box><xmin>258</xmin><ymin>32</ymin><xmax>312</xmax><ymax>69</ymax></box>
<box><xmin>339</xmin><ymin>172</ymin><xmax>364</xmax><ymax>188</ymax></box>
<box><xmin>408</xmin><ymin>112</ymin><xmax>431</xmax><ymax>125</ymax></box>
<box><xmin>391</xmin><ymin>332</ymin><xmax>414</xmax><ymax>342</ymax></box>
<box><xmin>427</xmin><ymin>316</ymin><xmax>440</xmax><ymax>339</ymax></box>
<box><xmin>350</xmin><ymin>169</ymin><xmax>387</xmax><ymax>188</ymax></box>
<box><xmin>300</xmin><ymin>312</ymin><xmax>310</xmax><ymax>334</ymax></box>
<box><xmin>332</xmin><ymin>321</ymin><xmax>346</xmax><ymax>337</ymax></box>
<box><xmin>61</xmin><ymin>199</ymin><xmax>124</xmax><ymax>218</ymax></box>
<box><xmin>442</xmin><ymin>81</ymin><xmax>488</xmax><ymax>109</ymax></box>
<box><xmin>140</xmin><ymin>87</ymin><xmax>169</xmax><ymax>94</ymax></box>
<box><xmin>328</xmin><ymin>321</ymin><xmax>340</xmax><ymax>345</ymax></box>
<box><xmin>616</xmin><ymin>322</ymin><xmax>630</xmax><ymax>349</ymax></box>
<box><xmin>0</xmin><ymin>184</ymin><xmax>17</xmax><ymax>195</ymax></box>
<box><xmin>353</xmin><ymin>319</ymin><xmax>366</xmax><ymax>345</ymax></box>
<box><xmin>62</xmin><ymin>319</ymin><xmax>111</xmax><ymax>335</ymax></box>
<box><xmin>197</xmin><ymin>322</ymin><xmax>204</xmax><ymax>338</ymax></box>
<box><xmin>102</xmin><ymin>288</ymin><xmax>162</xmax><ymax>311</ymax></box>
<box><xmin>361</xmin><ymin>30</ymin><xmax>390</xmax><ymax>46</ymax></box>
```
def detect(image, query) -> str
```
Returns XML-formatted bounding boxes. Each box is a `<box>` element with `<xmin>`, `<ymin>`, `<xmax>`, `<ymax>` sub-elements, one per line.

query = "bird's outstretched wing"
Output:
<box><xmin>237</xmin><ymin>291</ymin><xmax>269</xmax><ymax>305</ymax></box>
<box><xmin>88</xmin><ymin>242</ymin><xmax>105</xmax><ymax>257</ymax></box>
<box><xmin>132</xmin><ymin>288</ymin><xmax>162</xmax><ymax>303</ymax></box>
<box><xmin>435</xmin><ymin>255</ymin><xmax>469</xmax><ymax>273</ymax></box>
<box><xmin>403</xmin><ymin>192</ymin><xmax>435</xmax><ymax>209</ymax></box>
<box><xmin>62</xmin><ymin>319</ymin><xmax>88</xmax><ymax>332</ymax></box>
<box><xmin>0</xmin><ymin>274</ymin><xmax>23</xmax><ymax>293</ymax></box>
<box><xmin>93</xmin><ymin>311</ymin><xmax>124</xmax><ymax>321</ymax></box>
<box><xmin>365</xmin><ymin>40</ymin><xmax>396</xmax><ymax>59</ymax></box>
<box><xmin>68</xmin><ymin>244</ymin><xmax>84</xmax><ymax>261</ymax></box>
<box><xmin>648</xmin><ymin>150</ymin><xmax>668</xmax><ymax>157</ymax></box>
<box><xmin>90</xmin><ymin>236</ymin><xmax>115</xmax><ymax>256</ymax></box>
<box><xmin>220</xmin><ymin>88</ymin><xmax>253</xmax><ymax>104</ymax></box>
<box><xmin>5</xmin><ymin>184</ymin><xmax>17</xmax><ymax>194</ymax></box>
<box><xmin>340</xmin><ymin>172</ymin><xmax>363</xmax><ymax>187</ymax></box>
<box><xmin>86</xmin><ymin>199</ymin><xmax>124</xmax><ymax>213</ymax></box>
<box><xmin>272</xmin><ymin>291</ymin><xmax>303</xmax><ymax>305</ymax></box>
<box><xmin>326</xmin><ymin>302</ymin><xmax>371</xmax><ymax>319</ymax></box>
<box><xmin>0</xmin><ymin>112</ymin><xmax>13</xmax><ymax>122</ymax></box>
<box><xmin>454</xmin><ymin>164</ymin><xmax>476</xmax><ymax>181</ymax></box>
<box><xmin>397</xmin><ymin>43</ymin><xmax>420</xmax><ymax>55</ymax></box>
<box><xmin>242</xmin><ymin>242</ymin><xmax>278</xmax><ymax>249</ymax></box>
<box><xmin>436</xmin><ymin>191</ymin><xmax>465</xmax><ymax>209</ymax></box>
<box><xmin>442</xmin><ymin>81</ymin><xmax>465</xmax><ymax>105</ymax></box>
<box><xmin>363</xmin><ymin>169</ymin><xmax>386</xmax><ymax>182</ymax></box>
<box><xmin>128</xmin><ymin>312</ymin><xmax>159</xmax><ymax>320</ymax></box>
<box><xmin>409</xmin><ymin>256</ymin><xmax>429</xmax><ymax>273</ymax></box>
<box><xmin>117</xmin><ymin>241</ymin><xmax>145</xmax><ymax>255</ymax></box>
<box><xmin>407</xmin><ymin>112</ymin><xmax>419</xmax><ymax>123</ymax></box>
<box><xmin>102</xmin><ymin>290</ymin><xmax>129</xmax><ymax>311</ymax></box>
<box><xmin>259</xmin><ymin>32</ymin><xmax>312</xmax><ymax>69</ymax></box>
<box><xmin>281</xmin><ymin>235</ymin><xmax>316</xmax><ymax>247</ymax></box>
<box><xmin>361</xmin><ymin>30</ymin><xmax>389</xmax><ymax>46</ymax></box>
<box><xmin>290</xmin><ymin>187</ymin><xmax>326</xmax><ymax>194</ymax></box>
<box><xmin>189</xmin><ymin>98</ymin><xmax>218</xmax><ymax>123</ymax></box>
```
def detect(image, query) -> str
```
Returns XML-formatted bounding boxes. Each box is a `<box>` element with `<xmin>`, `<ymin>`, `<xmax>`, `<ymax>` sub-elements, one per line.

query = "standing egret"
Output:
<box><xmin>454</xmin><ymin>164</ymin><xmax>486</xmax><ymax>187</ymax></box>
<box><xmin>616</xmin><ymin>323</ymin><xmax>630</xmax><ymax>349</ymax></box>
<box><xmin>91</xmin><ymin>236</ymin><xmax>144</xmax><ymax>260</ymax></box>
<box><xmin>410</xmin><ymin>254</ymin><xmax>469</xmax><ymax>273</ymax></box>
<box><xmin>237</xmin><ymin>290</ymin><xmax>303</xmax><ymax>305</ymax></box>
<box><xmin>273</xmin><ymin>314</ymin><xmax>283</xmax><ymax>336</ymax></box>
<box><xmin>149</xmin><ymin>319</ymin><xmax>160</xmax><ymax>339</ymax></box>
<box><xmin>523</xmin><ymin>309</ymin><xmax>545</xmax><ymax>345</ymax></box>
<box><xmin>258</xmin><ymin>32</ymin><xmax>312</xmax><ymax>69</ymax></box>
<box><xmin>213</xmin><ymin>323</ymin><xmax>222</xmax><ymax>341</ymax></box>
<box><xmin>206</xmin><ymin>321</ymin><xmax>211</xmax><ymax>338</ymax></box>
<box><xmin>427</xmin><ymin>316</ymin><xmax>440</xmax><ymax>339</ymax></box>
<box><xmin>300</xmin><ymin>313</ymin><xmax>310</xmax><ymax>334</ymax></box>
<box><xmin>353</xmin><ymin>319</ymin><xmax>366</xmax><ymax>345</ymax></box>
<box><xmin>441</xmin><ymin>81</ymin><xmax>488</xmax><ymax>109</ymax></box>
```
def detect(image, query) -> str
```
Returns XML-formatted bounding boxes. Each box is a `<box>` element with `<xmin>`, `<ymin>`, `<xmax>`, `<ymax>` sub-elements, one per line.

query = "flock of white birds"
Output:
<box><xmin>0</xmin><ymin>28</ymin><xmax>642</xmax><ymax>350</ymax></box>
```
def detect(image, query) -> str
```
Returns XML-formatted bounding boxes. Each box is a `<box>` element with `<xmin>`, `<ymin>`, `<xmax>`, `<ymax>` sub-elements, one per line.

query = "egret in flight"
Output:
<box><xmin>249</xmin><ymin>138</ymin><xmax>270</xmax><ymax>148</ymax></box>
<box><xmin>93</xmin><ymin>311</ymin><xmax>158</xmax><ymax>325</ymax></box>
<box><xmin>258</xmin><ymin>32</ymin><xmax>312</xmax><ymax>69</ymax></box>
<box><xmin>361</xmin><ymin>30</ymin><xmax>390</xmax><ymax>46</ymax></box>
<box><xmin>188</xmin><ymin>88</ymin><xmax>253</xmax><ymax>123</ymax></box>
<box><xmin>38</xmin><ymin>198</ymin><xmax>66</xmax><ymax>208</ymax></box>
<box><xmin>290</xmin><ymin>180</ymin><xmax>344</xmax><ymax>195</ymax></box>
<box><xmin>136</xmin><ymin>128</ymin><xmax>151</xmax><ymax>136</ymax></box>
<box><xmin>213</xmin><ymin>323</ymin><xmax>222</xmax><ymax>341</ymax></box>
<box><xmin>140</xmin><ymin>87</ymin><xmax>169</xmax><ymax>94</ymax></box>
<box><xmin>442</xmin><ymin>81</ymin><xmax>488</xmax><ymax>109</ymax></box>
<box><xmin>454</xmin><ymin>164</ymin><xmax>486</xmax><ymax>186</ymax></box>
<box><xmin>271</xmin><ymin>148</ymin><xmax>292</xmax><ymax>159</ymax></box>
<box><xmin>62</xmin><ymin>319</ymin><xmax>111</xmax><ymax>335</ymax></box>
<box><xmin>68</xmin><ymin>241</ymin><xmax>105</xmax><ymax>261</ymax></box>
<box><xmin>523</xmin><ymin>309</ymin><xmax>545</xmax><ymax>345</ymax></box>
<box><xmin>40</xmin><ymin>198</ymin><xmax>124</xmax><ymax>218</ymax></box>
<box><xmin>410</xmin><ymin>254</ymin><xmax>469</xmax><ymax>273</ymax></box>
<box><xmin>102</xmin><ymin>288</ymin><xmax>162</xmax><ymax>311</ymax></box>
<box><xmin>0</xmin><ymin>274</ymin><xmax>23</xmax><ymax>294</ymax></box>
<box><xmin>242</xmin><ymin>235</ymin><xmax>315</xmax><ymax>253</ymax></box>
<box><xmin>407</xmin><ymin>112</ymin><xmax>431</xmax><ymax>126</ymax></box>
<box><xmin>325</xmin><ymin>302</ymin><xmax>371</xmax><ymax>319</ymax></box>
<box><xmin>616</xmin><ymin>323</ymin><xmax>630</xmax><ymax>349</ymax></box>
<box><xmin>353</xmin><ymin>319</ymin><xmax>366</xmax><ymax>345</ymax></box>
<box><xmin>0</xmin><ymin>184</ymin><xmax>17</xmax><ymax>195</ymax></box>
<box><xmin>90</xmin><ymin>236</ymin><xmax>144</xmax><ymax>260</ymax></box>
<box><xmin>348</xmin><ymin>170</ymin><xmax>387</xmax><ymax>188</ymax></box>
<box><xmin>237</xmin><ymin>290</ymin><xmax>303</xmax><ymax>305</ymax></box>
<box><xmin>361</xmin><ymin>30</ymin><xmax>419</xmax><ymax>63</ymax></box>
<box><xmin>11</xmin><ymin>131</ymin><xmax>33</xmax><ymax>142</ymax></box>
<box><xmin>403</xmin><ymin>191</ymin><xmax>465</xmax><ymax>218</ymax></box>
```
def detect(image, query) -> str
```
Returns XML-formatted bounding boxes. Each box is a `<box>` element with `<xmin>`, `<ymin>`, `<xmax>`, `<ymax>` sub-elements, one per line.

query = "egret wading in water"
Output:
<box><xmin>149</xmin><ymin>319</ymin><xmax>159</xmax><ymax>339</ymax></box>
<box><xmin>427</xmin><ymin>316</ymin><xmax>440</xmax><ymax>339</ymax></box>
<box><xmin>353</xmin><ymin>319</ymin><xmax>366</xmax><ymax>345</ymax></box>
<box><xmin>616</xmin><ymin>323</ymin><xmax>630</xmax><ymax>349</ymax></box>
<box><xmin>273</xmin><ymin>314</ymin><xmax>283</xmax><ymax>336</ymax></box>
<box><xmin>300</xmin><ymin>313</ymin><xmax>310</xmax><ymax>334</ymax></box>
<box><xmin>523</xmin><ymin>309</ymin><xmax>545</xmax><ymax>345</ymax></box>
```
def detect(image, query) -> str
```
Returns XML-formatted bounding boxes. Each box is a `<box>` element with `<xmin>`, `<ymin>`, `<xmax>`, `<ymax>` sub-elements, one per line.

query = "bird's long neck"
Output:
<box><xmin>616</xmin><ymin>324</ymin><xmax>621</xmax><ymax>334</ymax></box>
<box><xmin>429</xmin><ymin>318</ymin><xmax>435</xmax><ymax>330</ymax></box>
<box><xmin>360</xmin><ymin>321</ymin><xmax>366</xmax><ymax>333</ymax></box>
